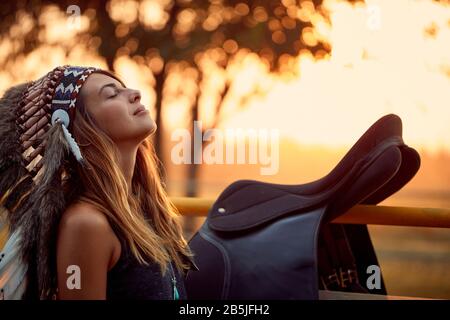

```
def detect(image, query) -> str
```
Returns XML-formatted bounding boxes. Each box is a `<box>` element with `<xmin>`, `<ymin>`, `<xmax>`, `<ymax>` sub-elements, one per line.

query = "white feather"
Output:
<box><xmin>0</xmin><ymin>228</ymin><xmax>28</xmax><ymax>300</ymax></box>
<box><xmin>61</xmin><ymin>124</ymin><xmax>83</xmax><ymax>163</ymax></box>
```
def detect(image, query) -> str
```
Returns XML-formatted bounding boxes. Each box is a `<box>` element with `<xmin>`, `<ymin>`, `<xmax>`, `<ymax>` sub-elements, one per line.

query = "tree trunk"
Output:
<box><xmin>153</xmin><ymin>71</ymin><xmax>165</xmax><ymax>182</ymax></box>
<box><xmin>184</xmin><ymin>72</ymin><xmax>203</xmax><ymax>240</ymax></box>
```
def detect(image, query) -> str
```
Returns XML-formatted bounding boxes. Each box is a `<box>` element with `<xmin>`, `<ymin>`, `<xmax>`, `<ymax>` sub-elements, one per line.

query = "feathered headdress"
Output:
<box><xmin>0</xmin><ymin>65</ymin><xmax>107</xmax><ymax>299</ymax></box>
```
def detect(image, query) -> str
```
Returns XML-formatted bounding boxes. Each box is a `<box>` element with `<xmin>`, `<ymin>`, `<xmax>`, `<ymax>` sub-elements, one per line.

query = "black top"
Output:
<box><xmin>106</xmin><ymin>237</ymin><xmax>189</xmax><ymax>300</ymax></box>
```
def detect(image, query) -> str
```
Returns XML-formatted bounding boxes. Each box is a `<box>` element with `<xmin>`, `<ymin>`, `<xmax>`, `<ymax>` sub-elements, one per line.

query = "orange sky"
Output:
<box><xmin>161</xmin><ymin>0</ymin><xmax>450</xmax><ymax>152</ymax></box>
<box><xmin>0</xmin><ymin>0</ymin><xmax>449</xmax><ymax>153</ymax></box>
<box><xmin>217</xmin><ymin>0</ymin><xmax>450</xmax><ymax>153</ymax></box>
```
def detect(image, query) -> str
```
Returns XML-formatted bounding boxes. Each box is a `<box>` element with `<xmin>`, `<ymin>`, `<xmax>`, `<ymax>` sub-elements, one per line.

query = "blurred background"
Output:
<box><xmin>0</xmin><ymin>0</ymin><xmax>449</xmax><ymax>298</ymax></box>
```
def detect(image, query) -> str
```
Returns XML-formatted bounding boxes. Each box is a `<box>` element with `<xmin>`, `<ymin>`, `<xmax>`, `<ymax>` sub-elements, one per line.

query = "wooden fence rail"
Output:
<box><xmin>170</xmin><ymin>197</ymin><xmax>450</xmax><ymax>228</ymax></box>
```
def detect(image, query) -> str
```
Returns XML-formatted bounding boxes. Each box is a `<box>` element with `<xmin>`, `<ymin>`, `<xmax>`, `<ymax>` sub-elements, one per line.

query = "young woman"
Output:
<box><xmin>0</xmin><ymin>65</ymin><xmax>197</xmax><ymax>300</ymax></box>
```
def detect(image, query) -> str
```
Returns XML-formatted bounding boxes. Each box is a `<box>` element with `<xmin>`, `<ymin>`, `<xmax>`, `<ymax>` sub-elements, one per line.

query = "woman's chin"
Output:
<box><xmin>125</xmin><ymin>119</ymin><xmax>157</xmax><ymax>143</ymax></box>
<box><xmin>147</xmin><ymin>120</ymin><xmax>157</xmax><ymax>136</ymax></box>
<box><xmin>140</xmin><ymin>120</ymin><xmax>157</xmax><ymax>139</ymax></box>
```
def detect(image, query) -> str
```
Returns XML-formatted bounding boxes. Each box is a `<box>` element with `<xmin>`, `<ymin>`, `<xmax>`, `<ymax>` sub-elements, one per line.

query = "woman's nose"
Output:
<box><xmin>129</xmin><ymin>89</ymin><xmax>141</xmax><ymax>103</ymax></box>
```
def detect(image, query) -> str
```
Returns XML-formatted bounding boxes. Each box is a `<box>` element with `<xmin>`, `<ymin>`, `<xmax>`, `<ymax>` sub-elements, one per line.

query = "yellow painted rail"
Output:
<box><xmin>171</xmin><ymin>197</ymin><xmax>450</xmax><ymax>228</ymax></box>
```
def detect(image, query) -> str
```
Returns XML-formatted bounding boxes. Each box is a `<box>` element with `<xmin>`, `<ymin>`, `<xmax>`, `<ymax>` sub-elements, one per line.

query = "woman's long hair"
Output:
<box><xmin>66</xmin><ymin>74</ymin><xmax>194</xmax><ymax>277</ymax></box>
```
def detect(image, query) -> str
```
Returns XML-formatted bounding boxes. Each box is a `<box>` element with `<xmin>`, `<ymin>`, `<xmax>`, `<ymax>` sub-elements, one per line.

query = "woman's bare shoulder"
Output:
<box><xmin>57</xmin><ymin>201</ymin><xmax>121</xmax><ymax>271</ymax></box>
<box><xmin>56</xmin><ymin>202</ymin><xmax>119</xmax><ymax>299</ymax></box>
<box><xmin>58</xmin><ymin>202</ymin><xmax>114</xmax><ymax>241</ymax></box>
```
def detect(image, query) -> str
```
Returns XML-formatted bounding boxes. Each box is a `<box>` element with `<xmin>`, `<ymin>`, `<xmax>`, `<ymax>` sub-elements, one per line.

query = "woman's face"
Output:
<box><xmin>79</xmin><ymin>73</ymin><xmax>156</xmax><ymax>145</ymax></box>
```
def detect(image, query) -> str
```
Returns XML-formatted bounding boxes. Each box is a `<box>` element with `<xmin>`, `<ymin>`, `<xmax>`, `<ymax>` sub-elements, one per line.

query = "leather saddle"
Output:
<box><xmin>184</xmin><ymin>114</ymin><xmax>420</xmax><ymax>300</ymax></box>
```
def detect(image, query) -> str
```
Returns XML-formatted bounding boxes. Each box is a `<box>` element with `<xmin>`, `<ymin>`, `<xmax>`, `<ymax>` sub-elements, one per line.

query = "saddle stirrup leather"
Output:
<box><xmin>185</xmin><ymin>114</ymin><xmax>421</xmax><ymax>300</ymax></box>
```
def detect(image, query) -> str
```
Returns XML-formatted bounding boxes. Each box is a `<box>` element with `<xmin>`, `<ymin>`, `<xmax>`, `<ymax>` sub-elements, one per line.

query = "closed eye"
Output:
<box><xmin>99</xmin><ymin>82</ymin><xmax>124</xmax><ymax>99</ymax></box>
<box><xmin>107</xmin><ymin>88</ymin><xmax>119</xmax><ymax>99</ymax></box>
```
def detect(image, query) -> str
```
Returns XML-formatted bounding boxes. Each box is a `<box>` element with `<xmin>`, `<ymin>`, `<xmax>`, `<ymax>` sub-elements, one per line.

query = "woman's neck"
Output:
<box><xmin>116</xmin><ymin>142</ymin><xmax>138</xmax><ymax>191</ymax></box>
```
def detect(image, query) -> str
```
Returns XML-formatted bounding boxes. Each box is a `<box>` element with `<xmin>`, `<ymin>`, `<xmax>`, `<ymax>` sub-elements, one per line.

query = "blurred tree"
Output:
<box><xmin>0</xmin><ymin>0</ymin><xmax>338</xmax><ymax>236</ymax></box>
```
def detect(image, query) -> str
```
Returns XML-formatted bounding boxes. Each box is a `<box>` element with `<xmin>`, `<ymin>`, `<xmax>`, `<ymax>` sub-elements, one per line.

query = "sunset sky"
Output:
<box><xmin>216</xmin><ymin>0</ymin><xmax>450</xmax><ymax>153</ymax></box>
<box><xmin>1</xmin><ymin>0</ymin><xmax>449</xmax><ymax>153</ymax></box>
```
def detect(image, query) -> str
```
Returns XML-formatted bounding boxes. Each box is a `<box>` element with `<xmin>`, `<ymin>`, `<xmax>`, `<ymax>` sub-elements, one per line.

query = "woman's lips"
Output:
<box><xmin>133</xmin><ymin>106</ymin><xmax>148</xmax><ymax>116</ymax></box>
